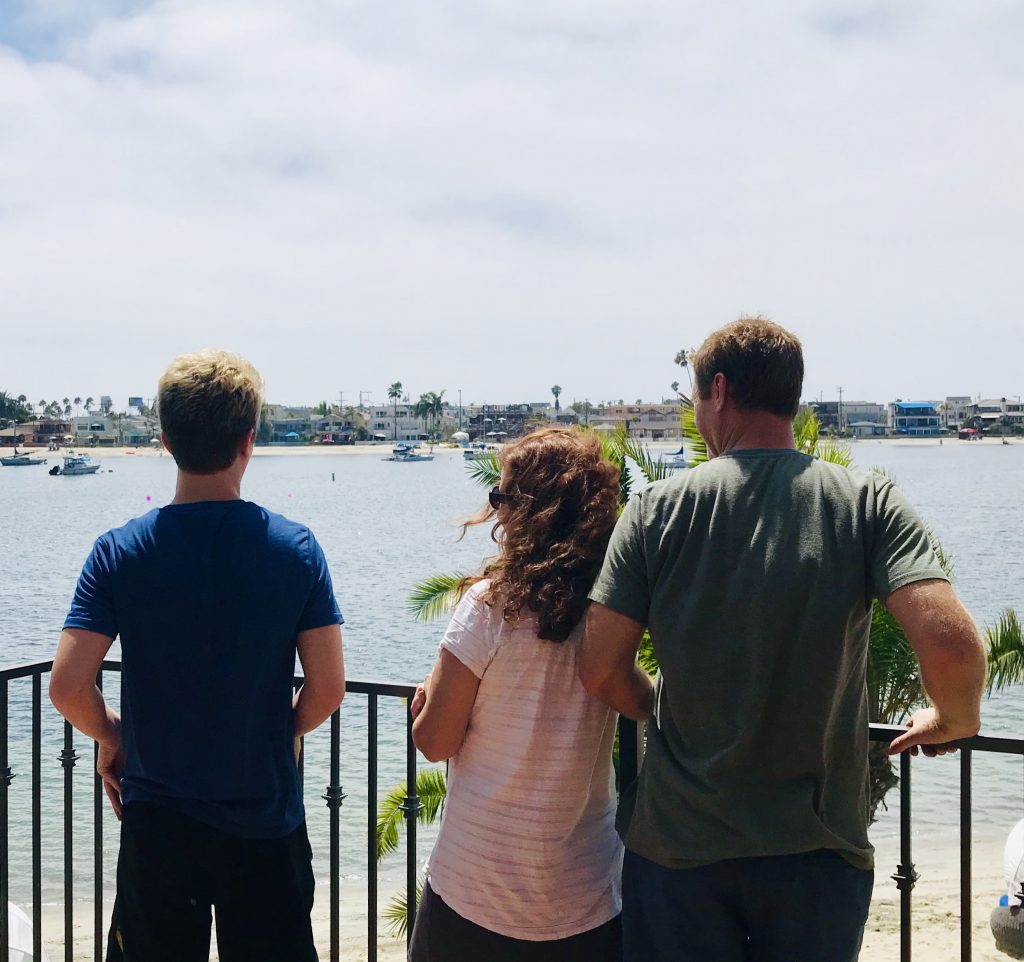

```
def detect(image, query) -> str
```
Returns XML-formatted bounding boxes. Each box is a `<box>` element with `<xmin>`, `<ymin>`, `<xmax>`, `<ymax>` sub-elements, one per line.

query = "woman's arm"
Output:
<box><xmin>411</xmin><ymin>649</ymin><xmax>481</xmax><ymax>763</ymax></box>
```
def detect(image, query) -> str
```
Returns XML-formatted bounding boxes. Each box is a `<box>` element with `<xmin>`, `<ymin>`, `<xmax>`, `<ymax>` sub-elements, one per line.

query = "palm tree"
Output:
<box><xmin>670</xmin><ymin>381</ymin><xmax>680</xmax><ymax>395</ymax></box>
<box><xmin>73</xmin><ymin>396</ymin><xmax>82</xmax><ymax>417</ymax></box>
<box><xmin>37</xmin><ymin>400</ymin><xmax>46</xmax><ymax>414</ymax></box>
<box><xmin>428</xmin><ymin>390</ymin><xmax>446</xmax><ymax>438</ymax></box>
<box><xmin>84</xmin><ymin>397</ymin><xmax>94</xmax><ymax>414</ymax></box>
<box><xmin>387</xmin><ymin>382</ymin><xmax>403</xmax><ymax>442</ymax></box>
<box><xmin>379</xmin><ymin>405</ymin><xmax>1024</xmax><ymax>929</ymax></box>
<box><xmin>551</xmin><ymin>385</ymin><xmax>562</xmax><ymax>414</ymax></box>
<box><xmin>413</xmin><ymin>394</ymin><xmax>432</xmax><ymax>437</ymax></box>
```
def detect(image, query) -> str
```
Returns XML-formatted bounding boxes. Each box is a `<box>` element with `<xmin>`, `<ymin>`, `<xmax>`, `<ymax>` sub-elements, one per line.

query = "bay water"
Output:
<box><xmin>1</xmin><ymin>440</ymin><xmax>1021</xmax><ymax>910</ymax></box>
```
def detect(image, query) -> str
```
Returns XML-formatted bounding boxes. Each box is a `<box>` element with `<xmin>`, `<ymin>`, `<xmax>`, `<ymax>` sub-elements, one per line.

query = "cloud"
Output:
<box><xmin>1</xmin><ymin>0</ymin><xmax>1022</xmax><ymax>406</ymax></box>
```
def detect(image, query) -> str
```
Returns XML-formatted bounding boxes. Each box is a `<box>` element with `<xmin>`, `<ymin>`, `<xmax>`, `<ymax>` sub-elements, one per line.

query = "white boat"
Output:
<box><xmin>658</xmin><ymin>447</ymin><xmax>689</xmax><ymax>469</ymax></box>
<box><xmin>55</xmin><ymin>454</ymin><xmax>101</xmax><ymax>476</ymax></box>
<box><xmin>463</xmin><ymin>443</ymin><xmax>499</xmax><ymax>461</ymax></box>
<box><xmin>1</xmin><ymin>450</ymin><xmax>47</xmax><ymax>466</ymax></box>
<box><xmin>384</xmin><ymin>443</ymin><xmax>434</xmax><ymax>463</ymax></box>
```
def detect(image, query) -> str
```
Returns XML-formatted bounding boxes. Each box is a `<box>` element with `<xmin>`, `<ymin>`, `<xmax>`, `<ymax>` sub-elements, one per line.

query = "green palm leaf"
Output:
<box><xmin>465</xmin><ymin>453</ymin><xmax>501</xmax><ymax>488</ymax></box>
<box><xmin>608</xmin><ymin>427</ymin><xmax>673</xmax><ymax>487</ymax></box>
<box><xmin>407</xmin><ymin>573</ymin><xmax>469</xmax><ymax>622</ymax></box>
<box><xmin>384</xmin><ymin>881</ymin><xmax>423</xmax><ymax>938</ymax></box>
<box><xmin>680</xmin><ymin>405</ymin><xmax>708</xmax><ymax>465</ymax></box>
<box><xmin>376</xmin><ymin>767</ymin><xmax>448</xmax><ymax>862</ymax></box>
<box><xmin>986</xmin><ymin>609</ymin><xmax>1024</xmax><ymax>694</ymax></box>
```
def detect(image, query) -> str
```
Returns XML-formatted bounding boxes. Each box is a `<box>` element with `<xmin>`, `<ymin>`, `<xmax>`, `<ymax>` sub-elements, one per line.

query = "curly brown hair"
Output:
<box><xmin>460</xmin><ymin>427</ymin><xmax>620</xmax><ymax>642</ymax></box>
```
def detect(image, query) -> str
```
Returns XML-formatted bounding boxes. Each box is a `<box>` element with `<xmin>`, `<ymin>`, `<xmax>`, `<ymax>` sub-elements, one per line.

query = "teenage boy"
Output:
<box><xmin>50</xmin><ymin>350</ymin><xmax>345</xmax><ymax>962</ymax></box>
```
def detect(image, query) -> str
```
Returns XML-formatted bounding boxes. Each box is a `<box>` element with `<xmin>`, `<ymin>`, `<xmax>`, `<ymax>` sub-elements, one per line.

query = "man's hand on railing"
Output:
<box><xmin>410</xmin><ymin>674</ymin><xmax>430</xmax><ymax>720</ymax></box>
<box><xmin>887</xmin><ymin>706</ymin><xmax>981</xmax><ymax>758</ymax></box>
<box><xmin>97</xmin><ymin>723</ymin><xmax>125</xmax><ymax>820</ymax></box>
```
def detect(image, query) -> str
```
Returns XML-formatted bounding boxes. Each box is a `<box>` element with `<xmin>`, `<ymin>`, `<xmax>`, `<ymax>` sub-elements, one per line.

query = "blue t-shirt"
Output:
<box><xmin>64</xmin><ymin>500</ymin><xmax>343</xmax><ymax>839</ymax></box>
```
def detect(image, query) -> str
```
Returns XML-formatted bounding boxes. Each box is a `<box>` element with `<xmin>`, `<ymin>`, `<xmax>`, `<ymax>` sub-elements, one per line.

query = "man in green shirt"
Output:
<box><xmin>581</xmin><ymin>317</ymin><xmax>986</xmax><ymax>962</ymax></box>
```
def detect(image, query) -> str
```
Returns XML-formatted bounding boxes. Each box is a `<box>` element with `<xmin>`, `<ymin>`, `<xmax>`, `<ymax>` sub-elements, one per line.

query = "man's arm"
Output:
<box><xmin>884</xmin><ymin>579</ymin><xmax>986</xmax><ymax>756</ymax></box>
<box><xmin>294</xmin><ymin>624</ymin><xmax>345</xmax><ymax>738</ymax></box>
<box><xmin>410</xmin><ymin>650</ymin><xmax>481</xmax><ymax>763</ymax></box>
<box><xmin>50</xmin><ymin>628</ymin><xmax>123</xmax><ymax>815</ymax></box>
<box><xmin>579</xmin><ymin>603</ymin><xmax>654</xmax><ymax>721</ymax></box>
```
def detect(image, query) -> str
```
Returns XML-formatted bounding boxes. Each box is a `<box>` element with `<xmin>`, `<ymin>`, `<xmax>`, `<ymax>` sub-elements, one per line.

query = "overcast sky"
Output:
<box><xmin>1</xmin><ymin>0</ymin><xmax>1021</xmax><ymax>410</ymax></box>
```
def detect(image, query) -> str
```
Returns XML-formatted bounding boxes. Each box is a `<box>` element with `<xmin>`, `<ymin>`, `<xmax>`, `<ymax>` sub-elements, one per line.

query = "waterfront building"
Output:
<box><xmin>889</xmin><ymin>401</ymin><xmax>943</xmax><ymax>436</ymax></box>
<box><xmin>591</xmin><ymin>403</ymin><xmax>682</xmax><ymax>439</ymax></box>
<box><xmin>0</xmin><ymin>417</ymin><xmax>72</xmax><ymax>446</ymax></box>
<box><xmin>942</xmin><ymin>396</ymin><xmax>973</xmax><ymax>430</ymax></box>
<box><xmin>811</xmin><ymin>401</ymin><xmax>886</xmax><ymax>433</ymax></box>
<box><xmin>965</xmin><ymin>398</ymin><xmax>1024</xmax><ymax>433</ymax></box>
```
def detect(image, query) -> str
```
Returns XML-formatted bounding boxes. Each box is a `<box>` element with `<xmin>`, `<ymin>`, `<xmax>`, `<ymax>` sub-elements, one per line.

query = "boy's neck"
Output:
<box><xmin>171</xmin><ymin>468</ymin><xmax>244</xmax><ymax>504</ymax></box>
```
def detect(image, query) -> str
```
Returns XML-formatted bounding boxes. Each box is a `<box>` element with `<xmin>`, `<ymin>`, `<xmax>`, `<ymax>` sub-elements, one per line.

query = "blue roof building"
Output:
<box><xmin>889</xmin><ymin>401</ymin><xmax>943</xmax><ymax>436</ymax></box>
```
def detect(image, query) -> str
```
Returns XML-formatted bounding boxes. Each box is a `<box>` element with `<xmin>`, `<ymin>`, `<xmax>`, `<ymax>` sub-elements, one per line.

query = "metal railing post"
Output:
<box><xmin>403</xmin><ymin>706</ymin><xmax>421</xmax><ymax>947</ymax></box>
<box><xmin>891</xmin><ymin>751</ymin><xmax>918</xmax><ymax>962</ymax></box>
<box><xmin>367</xmin><ymin>692</ymin><xmax>378</xmax><ymax>962</ymax></box>
<box><xmin>60</xmin><ymin>720</ymin><xmax>79</xmax><ymax>962</ymax></box>
<box><xmin>960</xmin><ymin>749</ymin><xmax>972</xmax><ymax>962</ymax></box>
<box><xmin>322</xmin><ymin>709</ymin><xmax>345</xmax><ymax>962</ymax></box>
<box><xmin>1</xmin><ymin>680</ymin><xmax>12</xmax><ymax>962</ymax></box>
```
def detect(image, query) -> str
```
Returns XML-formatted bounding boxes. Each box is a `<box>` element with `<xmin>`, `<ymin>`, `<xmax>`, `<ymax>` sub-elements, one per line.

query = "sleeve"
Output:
<box><xmin>587</xmin><ymin>492</ymin><xmax>651</xmax><ymax>625</ymax></box>
<box><xmin>438</xmin><ymin>583</ymin><xmax>498</xmax><ymax>680</ymax></box>
<box><xmin>297</xmin><ymin>530</ymin><xmax>344</xmax><ymax>631</ymax></box>
<box><xmin>869</xmin><ymin>479</ymin><xmax>950</xmax><ymax>601</ymax></box>
<box><xmin>63</xmin><ymin>536</ymin><xmax>119</xmax><ymax>638</ymax></box>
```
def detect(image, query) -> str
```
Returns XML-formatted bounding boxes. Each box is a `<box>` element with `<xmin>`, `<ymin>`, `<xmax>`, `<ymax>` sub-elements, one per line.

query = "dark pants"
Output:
<box><xmin>409</xmin><ymin>881</ymin><xmax>622</xmax><ymax>962</ymax></box>
<box><xmin>622</xmin><ymin>848</ymin><xmax>873</xmax><ymax>962</ymax></box>
<box><xmin>108</xmin><ymin>801</ymin><xmax>318</xmax><ymax>962</ymax></box>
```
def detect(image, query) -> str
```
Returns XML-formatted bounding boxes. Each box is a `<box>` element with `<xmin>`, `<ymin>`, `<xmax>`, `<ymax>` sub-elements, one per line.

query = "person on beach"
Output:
<box><xmin>580</xmin><ymin>316</ymin><xmax>988</xmax><ymax>962</ymax></box>
<box><xmin>49</xmin><ymin>350</ymin><xmax>345</xmax><ymax>962</ymax></box>
<box><xmin>408</xmin><ymin>427</ymin><xmax>624</xmax><ymax>962</ymax></box>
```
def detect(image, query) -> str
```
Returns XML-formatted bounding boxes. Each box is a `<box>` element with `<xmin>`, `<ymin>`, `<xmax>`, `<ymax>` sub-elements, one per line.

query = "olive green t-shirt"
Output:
<box><xmin>589</xmin><ymin>449</ymin><xmax>947</xmax><ymax>871</ymax></box>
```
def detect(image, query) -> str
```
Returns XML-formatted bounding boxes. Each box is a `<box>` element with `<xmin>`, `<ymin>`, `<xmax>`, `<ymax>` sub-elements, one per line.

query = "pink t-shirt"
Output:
<box><xmin>425</xmin><ymin>581</ymin><xmax>623</xmax><ymax>941</ymax></box>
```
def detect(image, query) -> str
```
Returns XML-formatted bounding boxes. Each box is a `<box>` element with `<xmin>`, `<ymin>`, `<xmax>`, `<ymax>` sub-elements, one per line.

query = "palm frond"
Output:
<box><xmin>637</xmin><ymin>630</ymin><xmax>659</xmax><ymax>675</ymax></box>
<box><xmin>376</xmin><ymin>768</ymin><xmax>449</xmax><ymax>862</ymax></box>
<box><xmin>986</xmin><ymin>608</ymin><xmax>1024</xmax><ymax>693</ymax></box>
<box><xmin>407</xmin><ymin>573</ymin><xmax>469</xmax><ymax>622</ymax></box>
<box><xmin>680</xmin><ymin>405</ymin><xmax>708</xmax><ymax>465</ymax></box>
<box><xmin>464</xmin><ymin>453</ymin><xmax>501</xmax><ymax>488</ymax></box>
<box><xmin>793</xmin><ymin>407</ymin><xmax>820</xmax><ymax>454</ymax></box>
<box><xmin>384</xmin><ymin>881</ymin><xmax>423</xmax><ymax>938</ymax></box>
<box><xmin>607</xmin><ymin>429</ymin><xmax>673</xmax><ymax>488</ymax></box>
<box><xmin>815</xmin><ymin>441</ymin><xmax>853</xmax><ymax>467</ymax></box>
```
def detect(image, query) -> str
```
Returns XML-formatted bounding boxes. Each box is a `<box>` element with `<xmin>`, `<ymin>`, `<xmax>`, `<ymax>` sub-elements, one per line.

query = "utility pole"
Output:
<box><xmin>337</xmin><ymin>391</ymin><xmax>345</xmax><ymax>412</ymax></box>
<box><xmin>837</xmin><ymin>386</ymin><xmax>844</xmax><ymax>434</ymax></box>
<box><xmin>458</xmin><ymin>389</ymin><xmax>462</xmax><ymax>430</ymax></box>
<box><xmin>359</xmin><ymin>391</ymin><xmax>371</xmax><ymax>409</ymax></box>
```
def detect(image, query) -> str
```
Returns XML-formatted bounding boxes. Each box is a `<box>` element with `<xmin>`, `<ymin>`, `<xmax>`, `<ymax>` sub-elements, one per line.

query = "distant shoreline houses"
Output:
<box><xmin>2</xmin><ymin>394</ymin><xmax>1023</xmax><ymax>448</ymax></box>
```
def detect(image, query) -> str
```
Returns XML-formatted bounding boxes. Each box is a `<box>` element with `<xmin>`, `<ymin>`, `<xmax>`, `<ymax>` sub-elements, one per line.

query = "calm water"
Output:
<box><xmin>1</xmin><ymin>441</ymin><xmax>1022</xmax><ymax>906</ymax></box>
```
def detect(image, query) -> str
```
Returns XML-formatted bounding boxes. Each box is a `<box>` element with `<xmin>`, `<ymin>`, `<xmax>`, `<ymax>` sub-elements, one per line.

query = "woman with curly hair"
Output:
<box><xmin>408</xmin><ymin>426</ymin><xmax>624</xmax><ymax>962</ymax></box>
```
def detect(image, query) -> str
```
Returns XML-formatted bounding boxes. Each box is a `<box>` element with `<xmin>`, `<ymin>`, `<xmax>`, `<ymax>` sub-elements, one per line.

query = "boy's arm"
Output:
<box><xmin>294</xmin><ymin>624</ymin><xmax>346</xmax><ymax>738</ymax></box>
<box><xmin>50</xmin><ymin>627</ymin><xmax>124</xmax><ymax>816</ymax></box>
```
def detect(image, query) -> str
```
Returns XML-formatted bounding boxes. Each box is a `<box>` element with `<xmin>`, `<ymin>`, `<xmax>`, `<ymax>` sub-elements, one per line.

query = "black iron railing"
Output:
<box><xmin>616</xmin><ymin>717</ymin><xmax>1024</xmax><ymax>962</ymax></box>
<box><xmin>0</xmin><ymin>660</ymin><xmax>418</xmax><ymax>962</ymax></box>
<box><xmin>4</xmin><ymin>659</ymin><xmax>1023</xmax><ymax>962</ymax></box>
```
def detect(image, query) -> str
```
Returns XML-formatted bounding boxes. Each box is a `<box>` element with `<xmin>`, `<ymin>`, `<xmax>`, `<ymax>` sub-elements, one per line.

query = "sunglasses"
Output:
<box><xmin>489</xmin><ymin>485</ymin><xmax>514</xmax><ymax>510</ymax></box>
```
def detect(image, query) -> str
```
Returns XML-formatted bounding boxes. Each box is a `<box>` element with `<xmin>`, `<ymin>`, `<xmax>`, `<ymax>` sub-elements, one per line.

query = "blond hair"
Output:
<box><xmin>691</xmin><ymin>316</ymin><xmax>804</xmax><ymax>418</ymax></box>
<box><xmin>157</xmin><ymin>349</ymin><xmax>264</xmax><ymax>473</ymax></box>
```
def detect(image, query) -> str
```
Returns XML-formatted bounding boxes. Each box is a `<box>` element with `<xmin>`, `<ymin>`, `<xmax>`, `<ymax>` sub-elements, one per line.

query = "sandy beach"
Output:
<box><xmin>28</xmin><ymin>835</ymin><xmax>1013</xmax><ymax>961</ymax></box>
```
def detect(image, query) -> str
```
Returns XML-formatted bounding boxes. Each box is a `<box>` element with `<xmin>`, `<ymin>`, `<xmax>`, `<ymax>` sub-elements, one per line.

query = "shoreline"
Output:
<box><xmin>19</xmin><ymin>835</ymin><xmax>1013</xmax><ymax>961</ymax></box>
<box><xmin>5</xmin><ymin>435</ymin><xmax>1019</xmax><ymax>461</ymax></box>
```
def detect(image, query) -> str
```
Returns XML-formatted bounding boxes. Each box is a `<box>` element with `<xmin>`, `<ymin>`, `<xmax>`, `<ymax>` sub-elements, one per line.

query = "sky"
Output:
<box><xmin>1</xmin><ymin>0</ymin><xmax>1022</xmax><ymax>410</ymax></box>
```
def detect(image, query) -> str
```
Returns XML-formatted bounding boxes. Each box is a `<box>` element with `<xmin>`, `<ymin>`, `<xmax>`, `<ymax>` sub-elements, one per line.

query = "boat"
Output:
<box><xmin>384</xmin><ymin>443</ymin><xmax>434</xmax><ymax>463</ymax></box>
<box><xmin>1</xmin><ymin>449</ymin><xmax>47</xmax><ymax>466</ymax></box>
<box><xmin>463</xmin><ymin>443</ymin><xmax>499</xmax><ymax>461</ymax></box>
<box><xmin>658</xmin><ymin>446</ymin><xmax>689</xmax><ymax>469</ymax></box>
<box><xmin>54</xmin><ymin>454</ymin><xmax>101</xmax><ymax>476</ymax></box>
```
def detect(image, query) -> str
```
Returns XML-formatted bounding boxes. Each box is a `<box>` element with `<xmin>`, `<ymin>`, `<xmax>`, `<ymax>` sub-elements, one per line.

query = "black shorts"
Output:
<box><xmin>107</xmin><ymin>801</ymin><xmax>318</xmax><ymax>962</ymax></box>
<box><xmin>409</xmin><ymin>881</ymin><xmax>622</xmax><ymax>962</ymax></box>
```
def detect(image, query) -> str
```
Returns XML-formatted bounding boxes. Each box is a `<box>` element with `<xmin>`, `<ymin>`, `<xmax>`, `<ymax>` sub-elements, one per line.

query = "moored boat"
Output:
<box><xmin>1</xmin><ymin>450</ymin><xmax>47</xmax><ymax>466</ymax></box>
<box><xmin>55</xmin><ymin>454</ymin><xmax>101</xmax><ymax>476</ymax></box>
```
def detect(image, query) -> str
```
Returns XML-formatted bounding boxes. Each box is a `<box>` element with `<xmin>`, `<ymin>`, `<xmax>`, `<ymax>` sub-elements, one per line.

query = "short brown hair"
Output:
<box><xmin>157</xmin><ymin>349</ymin><xmax>264</xmax><ymax>473</ymax></box>
<box><xmin>690</xmin><ymin>316</ymin><xmax>804</xmax><ymax>417</ymax></box>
